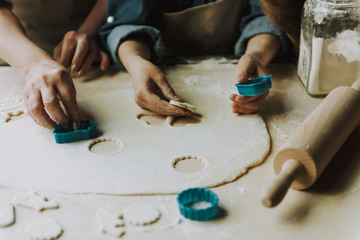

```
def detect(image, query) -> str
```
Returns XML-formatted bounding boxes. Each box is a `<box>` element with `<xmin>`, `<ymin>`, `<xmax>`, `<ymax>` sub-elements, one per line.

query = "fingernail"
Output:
<box><xmin>71</xmin><ymin>65</ymin><xmax>77</xmax><ymax>73</ymax></box>
<box><xmin>239</xmin><ymin>74</ymin><xmax>247</xmax><ymax>81</ymax></box>
<box><xmin>77</xmin><ymin>70</ymin><xmax>82</xmax><ymax>76</ymax></box>
<box><xmin>73</xmin><ymin>122</ymin><xmax>79</xmax><ymax>131</ymax></box>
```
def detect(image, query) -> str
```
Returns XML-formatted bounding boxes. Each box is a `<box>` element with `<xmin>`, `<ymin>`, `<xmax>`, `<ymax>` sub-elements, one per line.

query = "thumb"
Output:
<box><xmin>236</xmin><ymin>55</ymin><xmax>256</xmax><ymax>83</ymax></box>
<box><xmin>98</xmin><ymin>51</ymin><xmax>110</xmax><ymax>71</ymax></box>
<box><xmin>154</xmin><ymin>74</ymin><xmax>180</xmax><ymax>101</ymax></box>
<box><xmin>53</xmin><ymin>42</ymin><xmax>63</xmax><ymax>61</ymax></box>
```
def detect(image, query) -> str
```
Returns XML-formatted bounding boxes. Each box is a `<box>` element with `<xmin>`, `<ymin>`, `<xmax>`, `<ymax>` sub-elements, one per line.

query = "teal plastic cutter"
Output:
<box><xmin>53</xmin><ymin>120</ymin><xmax>98</xmax><ymax>144</ymax></box>
<box><xmin>235</xmin><ymin>75</ymin><xmax>272</xmax><ymax>96</ymax></box>
<box><xmin>177</xmin><ymin>188</ymin><xmax>219</xmax><ymax>221</ymax></box>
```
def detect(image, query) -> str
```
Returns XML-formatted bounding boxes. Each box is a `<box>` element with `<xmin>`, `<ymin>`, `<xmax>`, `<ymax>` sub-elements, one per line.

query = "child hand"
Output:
<box><xmin>230</xmin><ymin>54</ymin><xmax>269</xmax><ymax>114</ymax></box>
<box><xmin>130</xmin><ymin>57</ymin><xmax>191</xmax><ymax>116</ymax></box>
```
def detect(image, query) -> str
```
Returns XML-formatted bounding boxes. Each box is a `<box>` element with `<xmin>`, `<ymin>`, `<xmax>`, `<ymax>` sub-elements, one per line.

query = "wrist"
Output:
<box><xmin>125</xmin><ymin>55</ymin><xmax>150</xmax><ymax>74</ymax></box>
<box><xmin>10</xmin><ymin>41</ymin><xmax>53</xmax><ymax>80</ymax></box>
<box><xmin>245</xmin><ymin>34</ymin><xmax>280</xmax><ymax>66</ymax></box>
<box><xmin>22</xmin><ymin>53</ymin><xmax>54</xmax><ymax>81</ymax></box>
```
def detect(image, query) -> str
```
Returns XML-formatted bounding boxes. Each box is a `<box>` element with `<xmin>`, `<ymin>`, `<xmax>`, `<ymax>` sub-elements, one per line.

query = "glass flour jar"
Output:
<box><xmin>297</xmin><ymin>0</ymin><xmax>360</xmax><ymax>96</ymax></box>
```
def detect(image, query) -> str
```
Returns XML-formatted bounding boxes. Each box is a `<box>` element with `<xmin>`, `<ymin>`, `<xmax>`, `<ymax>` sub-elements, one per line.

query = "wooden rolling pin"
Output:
<box><xmin>262</xmin><ymin>79</ymin><xmax>360</xmax><ymax>208</ymax></box>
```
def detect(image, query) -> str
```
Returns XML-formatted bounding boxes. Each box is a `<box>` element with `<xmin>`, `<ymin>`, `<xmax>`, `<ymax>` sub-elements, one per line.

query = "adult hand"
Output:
<box><xmin>230</xmin><ymin>54</ymin><xmax>269</xmax><ymax>114</ymax></box>
<box><xmin>53</xmin><ymin>31</ymin><xmax>109</xmax><ymax>77</ymax></box>
<box><xmin>23</xmin><ymin>59</ymin><xmax>81</xmax><ymax>129</ymax></box>
<box><xmin>130</xmin><ymin>57</ymin><xmax>191</xmax><ymax>116</ymax></box>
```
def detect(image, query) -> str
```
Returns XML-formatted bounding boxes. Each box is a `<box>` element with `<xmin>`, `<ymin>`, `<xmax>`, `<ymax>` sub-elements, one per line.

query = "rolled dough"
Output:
<box><xmin>96</xmin><ymin>208</ymin><xmax>125</xmax><ymax>237</ymax></box>
<box><xmin>123</xmin><ymin>204</ymin><xmax>160</xmax><ymax>226</ymax></box>
<box><xmin>26</xmin><ymin>219</ymin><xmax>63</xmax><ymax>240</ymax></box>
<box><xmin>13</xmin><ymin>192</ymin><xmax>59</xmax><ymax>212</ymax></box>
<box><xmin>0</xmin><ymin>59</ymin><xmax>270</xmax><ymax>195</ymax></box>
<box><xmin>0</xmin><ymin>204</ymin><xmax>15</xmax><ymax>227</ymax></box>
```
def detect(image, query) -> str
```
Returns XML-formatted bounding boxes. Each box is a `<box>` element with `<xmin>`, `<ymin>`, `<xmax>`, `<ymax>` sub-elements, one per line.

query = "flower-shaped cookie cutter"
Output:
<box><xmin>53</xmin><ymin>120</ymin><xmax>98</xmax><ymax>144</ymax></box>
<box><xmin>235</xmin><ymin>75</ymin><xmax>272</xmax><ymax>96</ymax></box>
<box><xmin>177</xmin><ymin>188</ymin><xmax>219</xmax><ymax>221</ymax></box>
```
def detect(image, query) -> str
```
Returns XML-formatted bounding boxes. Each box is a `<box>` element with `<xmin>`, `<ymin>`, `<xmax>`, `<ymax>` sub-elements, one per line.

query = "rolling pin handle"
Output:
<box><xmin>262</xmin><ymin>159</ymin><xmax>304</xmax><ymax>208</ymax></box>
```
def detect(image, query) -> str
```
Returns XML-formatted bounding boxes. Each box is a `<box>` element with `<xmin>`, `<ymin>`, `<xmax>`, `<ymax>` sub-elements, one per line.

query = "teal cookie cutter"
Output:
<box><xmin>53</xmin><ymin>120</ymin><xmax>98</xmax><ymax>144</ymax></box>
<box><xmin>177</xmin><ymin>188</ymin><xmax>219</xmax><ymax>221</ymax></box>
<box><xmin>235</xmin><ymin>75</ymin><xmax>272</xmax><ymax>96</ymax></box>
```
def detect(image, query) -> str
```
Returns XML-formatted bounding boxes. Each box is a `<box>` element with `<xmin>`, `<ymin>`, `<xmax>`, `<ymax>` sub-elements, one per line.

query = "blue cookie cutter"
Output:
<box><xmin>235</xmin><ymin>75</ymin><xmax>272</xmax><ymax>96</ymax></box>
<box><xmin>53</xmin><ymin>120</ymin><xmax>98</xmax><ymax>144</ymax></box>
<box><xmin>177</xmin><ymin>188</ymin><xmax>219</xmax><ymax>221</ymax></box>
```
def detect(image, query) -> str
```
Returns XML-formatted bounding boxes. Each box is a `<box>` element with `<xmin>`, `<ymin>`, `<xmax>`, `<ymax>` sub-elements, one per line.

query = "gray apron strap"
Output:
<box><xmin>161</xmin><ymin>0</ymin><xmax>248</xmax><ymax>55</ymax></box>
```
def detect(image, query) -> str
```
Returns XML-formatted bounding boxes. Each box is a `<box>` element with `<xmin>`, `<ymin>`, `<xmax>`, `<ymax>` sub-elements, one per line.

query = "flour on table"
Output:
<box><xmin>0</xmin><ymin>204</ymin><xmax>15</xmax><ymax>227</ymax></box>
<box><xmin>13</xmin><ymin>192</ymin><xmax>59</xmax><ymax>212</ymax></box>
<box><xmin>26</xmin><ymin>219</ymin><xmax>63</xmax><ymax>240</ymax></box>
<box><xmin>124</xmin><ymin>204</ymin><xmax>160</xmax><ymax>226</ymax></box>
<box><xmin>0</xmin><ymin>60</ymin><xmax>270</xmax><ymax>195</ymax></box>
<box><xmin>96</xmin><ymin>208</ymin><xmax>125</xmax><ymax>238</ymax></box>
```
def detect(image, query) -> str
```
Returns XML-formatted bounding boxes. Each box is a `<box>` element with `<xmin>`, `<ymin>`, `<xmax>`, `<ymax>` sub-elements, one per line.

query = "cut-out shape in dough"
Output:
<box><xmin>138</xmin><ymin>113</ymin><xmax>202</xmax><ymax>127</ymax></box>
<box><xmin>171</xmin><ymin>114</ymin><xmax>202</xmax><ymax>127</ymax></box>
<box><xmin>172</xmin><ymin>156</ymin><xmax>207</xmax><ymax>173</ymax></box>
<box><xmin>88</xmin><ymin>139</ymin><xmax>123</xmax><ymax>154</ymax></box>
<box><xmin>137</xmin><ymin>114</ymin><xmax>167</xmax><ymax>126</ymax></box>
<box><xmin>0</xmin><ymin>204</ymin><xmax>15</xmax><ymax>227</ymax></box>
<box><xmin>124</xmin><ymin>204</ymin><xmax>160</xmax><ymax>226</ymax></box>
<box><xmin>96</xmin><ymin>208</ymin><xmax>125</xmax><ymax>238</ymax></box>
<box><xmin>26</xmin><ymin>219</ymin><xmax>63</xmax><ymax>240</ymax></box>
<box><xmin>13</xmin><ymin>192</ymin><xmax>59</xmax><ymax>212</ymax></box>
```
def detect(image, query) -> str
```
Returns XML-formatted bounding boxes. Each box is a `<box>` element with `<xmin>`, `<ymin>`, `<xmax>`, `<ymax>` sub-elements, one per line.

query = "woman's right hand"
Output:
<box><xmin>53</xmin><ymin>31</ymin><xmax>109</xmax><ymax>77</ymax></box>
<box><xmin>23</xmin><ymin>59</ymin><xmax>81</xmax><ymax>129</ymax></box>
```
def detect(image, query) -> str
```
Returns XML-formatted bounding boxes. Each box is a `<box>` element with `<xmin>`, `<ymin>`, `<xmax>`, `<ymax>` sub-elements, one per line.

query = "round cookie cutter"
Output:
<box><xmin>177</xmin><ymin>188</ymin><xmax>219</xmax><ymax>221</ymax></box>
<box><xmin>235</xmin><ymin>75</ymin><xmax>272</xmax><ymax>96</ymax></box>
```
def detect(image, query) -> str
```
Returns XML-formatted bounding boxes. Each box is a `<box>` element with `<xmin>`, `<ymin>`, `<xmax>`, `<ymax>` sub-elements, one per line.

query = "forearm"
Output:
<box><xmin>118</xmin><ymin>38</ymin><xmax>151</xmax><ymax>73</ymax></box>
<box><xmin>0</xmin><ymin>8</ymin><xmax>52</xmax><ymax>78</ymax></box>
<box><xmin>244</xmin><ymin>33</ymin><xmax>280</xmax><ymax>66</ymax></box>
<box><xmin>77</xmin><ymin>0</ymin><xmax>106</xmax><ymax>37</ymax></box>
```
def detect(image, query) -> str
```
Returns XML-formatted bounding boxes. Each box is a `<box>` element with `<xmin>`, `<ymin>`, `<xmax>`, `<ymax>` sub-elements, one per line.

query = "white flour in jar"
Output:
<box><xmin>298</xmin><ymin>30</ymin><xmax>360</xmax><ymax>95</ymax></box>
